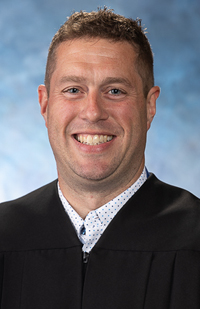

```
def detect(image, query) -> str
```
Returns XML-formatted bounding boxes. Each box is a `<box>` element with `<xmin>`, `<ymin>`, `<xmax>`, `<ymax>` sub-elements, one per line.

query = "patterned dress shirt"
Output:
<box><xmin>58</xmin><ymin>167</ymin><xmax>148</xmax><ymax>253</ymax></box>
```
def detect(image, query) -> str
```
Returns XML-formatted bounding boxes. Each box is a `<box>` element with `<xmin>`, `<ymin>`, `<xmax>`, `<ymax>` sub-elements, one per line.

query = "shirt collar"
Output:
<box><xmin>95</xmin><ymin>166</ymin><xmax>148</xmax><ymax>224</ymax></box>
<box><xmin>58</xmin><ymin>166</ymin><xmax>148</xmax><ymax>229</ymax></box>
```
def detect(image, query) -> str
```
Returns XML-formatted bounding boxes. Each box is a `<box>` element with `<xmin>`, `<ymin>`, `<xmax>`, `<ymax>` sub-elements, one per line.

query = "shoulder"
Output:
<box><xmin>0</xmin><ymin>180</ymin><xmax>59</xmax><ymax>219</ymax></box>
<box><xmin>0</xmin><ymin>180</ymin><xmax>58</xmax><ymax>211</ymax></box>
<box><xmin>0</xmin><ymin>180</ymin><xmax>63</xmax><ymax>251</ymax></box>
<box><xmin>142</xmin><ymin>173</ymin><xmax>200</xmax><ymax>206</ymax></box>
<box><xmin>0</xmin><ymin>180</ymin><xmax>57</xmax><ymax>208</ymax></box>
<box><xmin>102</xmin><ymin>174</ymin><xmax>200</xmax><ymax>251</ymax></box>
<box><xmin>95</xmin><ymin>174</ymin><xmax>200</xmax><ymax>252</ymax></box>
<box><xmin>0</xmin><ymin>180</ymin><xmax>81</xmax><ymax>252</ymax></box>
<box><xmin>141</xmin><ymin>173</ymin><xmax>200</xmax><ymax>222</ymax></box>
<box><xmin>140</xmin><ymin>174</ymin><xmax>200</xmax><ymax>249</ymax></box>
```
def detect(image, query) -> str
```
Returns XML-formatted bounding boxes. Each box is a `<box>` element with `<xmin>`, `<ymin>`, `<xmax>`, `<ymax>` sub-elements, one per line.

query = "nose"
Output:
<box><xmin>79</xmin><ymin>91</ymin><xmax>109</xmax><ymax>123</ymax></box>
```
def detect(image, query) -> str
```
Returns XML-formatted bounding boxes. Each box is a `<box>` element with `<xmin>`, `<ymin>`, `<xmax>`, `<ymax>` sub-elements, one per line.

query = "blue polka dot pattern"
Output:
<box><xmin>58</xmin><ymin>167</ymin><xmax>148</xmax><ymax>253</ymax></box>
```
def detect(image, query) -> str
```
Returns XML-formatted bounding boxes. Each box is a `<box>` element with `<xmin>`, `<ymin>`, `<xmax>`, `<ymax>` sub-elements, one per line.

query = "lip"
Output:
<box><xmin>73</xmin><ymin>131</ymin><xmax>115</xmax><ymax>136</ymax></box>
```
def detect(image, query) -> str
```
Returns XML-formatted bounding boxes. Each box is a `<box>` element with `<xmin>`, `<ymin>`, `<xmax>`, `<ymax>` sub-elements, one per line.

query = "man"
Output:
<box><xmin>0</xmin><ymin>8</ymin><xmax>200</xmax><ymax>309</ymax></box>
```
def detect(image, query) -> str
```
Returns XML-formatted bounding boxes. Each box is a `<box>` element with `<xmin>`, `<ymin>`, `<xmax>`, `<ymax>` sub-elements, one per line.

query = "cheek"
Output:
<box><xmin>112</xmin><ymin>103</ymin><xmax>142</xmax><ymax>130</ymax></box>
<box><xmin>48</xmin><ymin>101</ymin><xmax>77</xmax><ymax>132</ymax></box>
<box><xmin>118</xmin><ymin>104</ymin><xmax>147</xmax><ymax>143</ymax></box>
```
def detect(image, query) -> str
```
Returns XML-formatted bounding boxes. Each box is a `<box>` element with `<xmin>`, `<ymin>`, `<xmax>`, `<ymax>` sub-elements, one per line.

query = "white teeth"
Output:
<box><xmin>99</xmin><ymin>135</ymin><xmax>104</xmax><ymax>143</ymax></box>
<box><xmin>76</xmin><ymin>134</ymin><xmax>113</xmax><ymax>145</ymax></box>
<box><xmin>93</xmin><ymin>135</ymin><xmax>100</xmax><ymax>144</ymax></box>
<box><xmin>87</xmin><ymin>135</ymin><xmax>93</xmax><ymax>144</ymax></box>
<box><xmin>107</xmin><ymin>136</ymin><xmax>113</xmax><ymax>142</ymax></box>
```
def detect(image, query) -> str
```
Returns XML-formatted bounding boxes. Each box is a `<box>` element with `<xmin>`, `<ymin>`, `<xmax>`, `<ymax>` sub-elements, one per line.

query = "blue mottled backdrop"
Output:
<box><xmin>0</xmin><ymin>0</ymin><xmax>199</xmax><ymax>201</ymax></box>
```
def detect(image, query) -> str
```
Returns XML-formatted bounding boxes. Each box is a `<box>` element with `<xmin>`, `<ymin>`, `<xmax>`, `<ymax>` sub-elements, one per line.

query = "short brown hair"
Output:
<box><xmin>45</xmin><ymin>7</ymin><xmax>154</xmax><ymax>97</ymax></box>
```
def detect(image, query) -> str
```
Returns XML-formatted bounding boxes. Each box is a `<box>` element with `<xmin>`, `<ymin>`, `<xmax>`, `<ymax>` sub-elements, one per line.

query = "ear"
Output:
<box><xmin>38</xmin><ymin>84</ymin><xmax>49</xmax><ymax>128</ymax></box>
<box><xmin>146</xmin><ymin>86</ymin><xmax>160</xmax><ymax>131</ymax></box>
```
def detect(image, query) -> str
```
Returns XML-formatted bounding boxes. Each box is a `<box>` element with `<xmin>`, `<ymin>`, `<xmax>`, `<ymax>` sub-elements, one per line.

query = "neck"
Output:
<box><xmin>58</xmin><ymin>160</ymin><xmax>145</xmax><ymax>219</ymax></box>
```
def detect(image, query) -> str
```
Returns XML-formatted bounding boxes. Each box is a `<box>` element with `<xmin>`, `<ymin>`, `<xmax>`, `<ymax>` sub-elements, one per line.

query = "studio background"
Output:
<box><xmin>0</xmin><ymin>0</ymin><xmax>199</xmax><ymax>202</ymax></box>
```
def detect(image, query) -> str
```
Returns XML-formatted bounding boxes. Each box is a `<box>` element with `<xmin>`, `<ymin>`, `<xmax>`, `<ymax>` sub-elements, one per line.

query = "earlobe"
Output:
<box><xmin>146</xmin><ymin>86</ymin><xmax>160</xmax><ymax>130</ymax></box>
<box><xmin>38</xmin><ymin>85</ymin><xmax>49</xmax><ymax>128</ymax></box>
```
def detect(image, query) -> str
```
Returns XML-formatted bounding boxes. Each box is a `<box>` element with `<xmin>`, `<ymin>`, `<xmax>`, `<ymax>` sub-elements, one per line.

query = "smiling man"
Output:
<box><xmin>0</xmin><ymin>8</ymin><xmax>200</xmax><ymax>309</ymax></box>
<box><xmin>38</xmin><ymin>37</ymin><xmax>159</xmax><ymax>218</ymax></box>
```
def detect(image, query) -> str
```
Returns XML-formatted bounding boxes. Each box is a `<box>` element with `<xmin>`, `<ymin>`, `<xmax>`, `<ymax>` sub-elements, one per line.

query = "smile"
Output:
<box><xmin>75</xmin><ymin>134</ymin><xmax>114</xmax><ymax>145</ymax></box>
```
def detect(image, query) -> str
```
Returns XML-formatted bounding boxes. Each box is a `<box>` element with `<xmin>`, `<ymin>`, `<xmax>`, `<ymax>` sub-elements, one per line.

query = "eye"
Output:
<box><xmin>61</xmin><ymin>86</ymin><xmax>85</xmax><ymax>100</ymax></box>
<box><xmin>109</xmin><ymin>88</ymin><xmax>122</xmax><ymax>95</ymax></box>
<box><xmin>108</xmin><ymin>88</ymin><xmax>127</xmax><ymax>96</ymax></box>
<box><xmin>64</xmin><ymin>88</ymin><xmax>80</xmax><ymax>93</ymax></box>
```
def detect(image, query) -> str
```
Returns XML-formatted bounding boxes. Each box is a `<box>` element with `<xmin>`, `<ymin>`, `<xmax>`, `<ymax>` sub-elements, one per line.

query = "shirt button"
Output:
<box><xmin>80</xmin><ymin>226</ymin><xmax>86</xmax><ymax>235</ymax></box>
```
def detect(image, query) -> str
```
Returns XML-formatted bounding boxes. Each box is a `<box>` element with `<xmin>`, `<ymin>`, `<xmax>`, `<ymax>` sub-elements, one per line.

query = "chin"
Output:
<box><xmin>74</xmin><ymin>165</ymin><xmax>116</xmax><ymax>182</ymax></box>
<box><xmin>77</xmin><ymin>171</ymin><xmax>111</xmax><ymax>182</ymax></box>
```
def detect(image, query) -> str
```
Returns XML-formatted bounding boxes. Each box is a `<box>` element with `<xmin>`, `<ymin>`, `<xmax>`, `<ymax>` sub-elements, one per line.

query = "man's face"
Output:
<box><xmin>39</xmin><ymin>38</ymin><xmax>159</xmax><ymax>189</ymax></box>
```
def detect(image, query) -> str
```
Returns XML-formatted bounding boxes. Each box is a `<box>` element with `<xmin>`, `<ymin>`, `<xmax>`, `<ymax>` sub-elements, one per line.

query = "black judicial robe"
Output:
<box><xmin>0</xmin><ymin>174</ymin><xmax>200</xmax><ymax>308</ymax></box>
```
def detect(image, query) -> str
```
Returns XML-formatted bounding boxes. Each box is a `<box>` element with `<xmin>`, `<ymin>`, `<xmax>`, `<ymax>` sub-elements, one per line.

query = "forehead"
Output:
<box><xmin>50</xmin><ymin>38</ymin><xmax>141</xmax><ymax>89</ymax></box>
<box><xmin>56</xmin><ymin>38</ymin><xmax>137</xmax><ymax>67</ymax></box>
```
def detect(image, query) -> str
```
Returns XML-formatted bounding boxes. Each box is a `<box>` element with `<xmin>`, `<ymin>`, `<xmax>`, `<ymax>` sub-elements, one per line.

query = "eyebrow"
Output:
<box><xmin>100</xmin><ymin>77</ymin><xmax>132</xmax><ymax>88</ymax></box>
<box><xmin>58</xmin><ymin>75</ymin><xmax>87</xmax><ymax>85</ymax></box>
<box><xmin>58</xmin><ymin>75</ymin><xmax>132</xmax><ymax>88</ymax></box>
